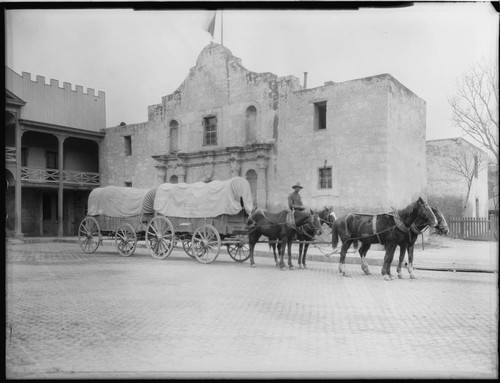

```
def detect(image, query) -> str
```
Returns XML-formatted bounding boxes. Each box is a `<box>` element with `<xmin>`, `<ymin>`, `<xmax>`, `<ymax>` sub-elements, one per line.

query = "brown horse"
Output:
<box><xmin>331</xmin><ymin>197</ymin><xmax>437</xmax><ymax>280</ymax></box>
<box><xmin>396</xmin><ymin>206</ymin><xmax>449</xmax><ymax>279</ymax></box>
<box><xmin>247</xmin><ymin>209</ymin><xmax>322</xmax><ymax>269</ymax></box>
<box><xmin>297</xmin><ymin>206</ymin><xmax>334</xmax><ymax>269</ymax></box>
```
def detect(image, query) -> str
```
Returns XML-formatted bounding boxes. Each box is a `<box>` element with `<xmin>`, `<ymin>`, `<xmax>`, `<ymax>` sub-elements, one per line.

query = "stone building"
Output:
<box><xmin>5</xmin><ymin>67</ymin><xmax>106</xmax><ymax>237</ymax></box>
<box><xmin>427</xmin><ymin>138</ymin><xmax>489</xmax><ymax>218</ymax></box>
<box><xmin>102</xmin><ymin>43</ymin><xmax>428</xmax><ymax>215</ymax></box>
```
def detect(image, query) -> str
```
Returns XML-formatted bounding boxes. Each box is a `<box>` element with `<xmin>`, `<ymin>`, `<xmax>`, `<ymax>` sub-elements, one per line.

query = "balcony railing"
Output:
<box><xmin>5</xmin><ymin>146</ymin><xmax>16</xmax><ymax>162</ymax></box>
<box><xmin>63</xmin><ymin>170</ymin><xmax>100</xmax><ymax>186</ymax></box>
<box><xmin>21</xmin><ymin>167</ymin><xmax>100</xmax><ymax>187</ymax></box>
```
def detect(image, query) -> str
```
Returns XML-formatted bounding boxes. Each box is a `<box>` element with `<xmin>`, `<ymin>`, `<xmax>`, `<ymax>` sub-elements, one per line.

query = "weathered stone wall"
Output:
<box><xmin>101</xmin><ymin>44</ymin><xmax>428</xmax><ymax>216</ymax></box>
<box><xmin>386</xmin><ymin>75</ymin><xmax>427</xmax><ymax>206</ymax></box>
<box><xmin>427</xmin><ymin>138</ymin><xmax>489</xmax><ymax>218</ymax></box>
<box><xmin>270</xmin><ymin>75</ymin><xmax>397</xmax><ymax>214</ymax></box>
<box><xmin>100</xmin><ymin>121</ymin><xmax>166</xmax><ymax>188</ymax></box>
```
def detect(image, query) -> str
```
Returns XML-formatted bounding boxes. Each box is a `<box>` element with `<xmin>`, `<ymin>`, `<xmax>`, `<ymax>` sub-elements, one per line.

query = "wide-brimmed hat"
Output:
<box><xmin>292</xmin><ymin>182</ymin><xmax>303</xmax><ymax>189</ymax></box>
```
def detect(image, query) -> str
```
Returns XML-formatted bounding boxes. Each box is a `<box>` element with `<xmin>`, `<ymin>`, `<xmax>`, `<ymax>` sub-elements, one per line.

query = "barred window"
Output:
<box><xmin>203</xmin><ymin>116</ymin><xmax>217</xmax><ymax>146</ymax></box>
<box><xmin>319</xmin><ymin>167</ymin><xmax>332</xmax><ymax>189</ymax></box>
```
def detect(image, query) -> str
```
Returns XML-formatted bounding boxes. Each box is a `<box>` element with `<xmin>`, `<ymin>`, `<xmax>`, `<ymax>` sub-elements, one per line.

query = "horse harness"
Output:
<box><xmin>345</xmin><ymin>210</ymin><xmax>412</xmax><ymax>242</ymax></box>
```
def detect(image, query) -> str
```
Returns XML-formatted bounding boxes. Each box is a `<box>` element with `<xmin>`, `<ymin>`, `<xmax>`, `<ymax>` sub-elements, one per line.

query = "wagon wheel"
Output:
<box><xmin>78</xmin><ymin>217</ymin><xmax>101</xmax><ymax>254</ymax></box>
<box><xmin>182</xmin><ymin>239</ymin><xmax>195</xmax><ymax>258</ymax></box>
<box><xmin>145</xmin><ymin>216</ymin><xmax>175</xmax><ymax>260</ymax></box>
<box><xmin>191</xmin><ymin>224</ymin><xmax>221</xmax><ymax>264</ymax></box>
<box><xmin>226</xmin><ymin>241</ymin><xmax>250</xmax><ymax>263</ymax></box>
<box><xmin>114</xmin><ymin>223</ymin><xmax>137</xmax><ymax>257</ymax></box>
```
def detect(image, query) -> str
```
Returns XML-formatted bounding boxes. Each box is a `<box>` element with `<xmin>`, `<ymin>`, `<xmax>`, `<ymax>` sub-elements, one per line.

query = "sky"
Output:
<box><xmin>4</xmin><ymin>3</ymin><xmax>499</xmax><ymax>140</ymax></box>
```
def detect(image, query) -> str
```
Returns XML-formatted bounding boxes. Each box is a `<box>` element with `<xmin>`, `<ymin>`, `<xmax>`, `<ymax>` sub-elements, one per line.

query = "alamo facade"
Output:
<box><xmin>101</xmin><ymin>43</ymin><xmax>427</xmax><ymax>215</ymax></box>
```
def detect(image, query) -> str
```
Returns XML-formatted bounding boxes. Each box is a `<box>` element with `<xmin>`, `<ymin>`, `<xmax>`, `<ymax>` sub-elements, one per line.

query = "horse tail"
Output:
<box><xmin>331</xmin><ymin>219</ymin><xmax>339</xmax><ymax>250</ymax></box>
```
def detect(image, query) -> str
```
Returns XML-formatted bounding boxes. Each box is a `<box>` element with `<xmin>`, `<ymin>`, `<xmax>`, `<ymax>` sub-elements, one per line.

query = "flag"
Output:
<box><xmin>204</xmin><ymin>10</ymin><xmax>216</xmax><ymax>39</ymax></box>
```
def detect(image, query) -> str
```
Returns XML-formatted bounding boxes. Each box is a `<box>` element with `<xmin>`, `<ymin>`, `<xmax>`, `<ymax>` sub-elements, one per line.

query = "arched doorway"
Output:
<box><xmin>169</xmin><ymin>175</ymin><xmax>178</xmax><ymax>184</ymax></box>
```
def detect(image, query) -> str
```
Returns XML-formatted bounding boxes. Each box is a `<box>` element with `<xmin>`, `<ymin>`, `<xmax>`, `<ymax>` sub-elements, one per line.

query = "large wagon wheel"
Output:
<box><xmin>182</xmin><ymin>240</ymin><xmax>195</xmax><ymax>258</ymax></box>
<box><xmin>226</xmin><ymin>239</ymin><xmax>250</xmax><ymax>262</ymax></box>
<box><xmin>78</xmin><ymin>217</ymin><xmax>101</xmax><ymax>254</ymax></box>
<box><xmin>115</xmin><ymin>223</ymin><xmax>137</xmax><ymax>257</ymax></box>
<box><xmin>192</xmin><ymin>224</ymin><xmax>221</xmax><ymax>264</ymax></box>
<box><xmin>145</xmin><ymin>216</ymin><xmax>175</xmax><ymax>260</ymax></box>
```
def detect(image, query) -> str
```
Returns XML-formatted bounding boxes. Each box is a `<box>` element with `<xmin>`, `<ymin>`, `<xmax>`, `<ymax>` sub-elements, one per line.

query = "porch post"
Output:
<box><xmin>14</xmin><ymin>116</ymin><xmax>23</xmax><ymax>237</ymax></box>
<box><xmin>57</xmin><ymin>135</ymin><xmax>67</xmax><ymax>237</ymax></box>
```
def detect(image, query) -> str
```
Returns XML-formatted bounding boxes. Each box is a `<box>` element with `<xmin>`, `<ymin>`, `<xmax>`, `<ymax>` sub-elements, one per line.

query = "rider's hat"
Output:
<box><xmin>292</xmin><ymin>182</ymin><xmax>303</xmax><ymax>189</ymax></box>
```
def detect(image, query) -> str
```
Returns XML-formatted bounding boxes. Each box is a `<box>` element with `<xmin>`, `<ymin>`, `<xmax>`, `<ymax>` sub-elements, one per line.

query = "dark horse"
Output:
<box><xmin>396</xmin><ymin>206</ymin><xmax>449</xmax><ymax>279</ymax></box>
<box><xmin>296</xmin><ymin>206</ymin><xmax>336</xmax><ymax>269</ymax></box>
<box><xmin>247</xmin><ymin>209</ymin><xmax>322</xmax><ymax>269</ymax></box>
<box><xmin>331</xmin><ymin>197</ymin><xmax>437</xmax><ymax>280</ymax></box>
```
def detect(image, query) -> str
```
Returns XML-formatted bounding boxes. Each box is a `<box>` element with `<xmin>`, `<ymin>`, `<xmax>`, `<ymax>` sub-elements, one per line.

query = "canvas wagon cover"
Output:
<box><xmin>154</xmin><ymin>177</ymin><xmax>253</xmax><ymax>218</ymax></box>
<box><xmin>87</xmin><ymin>186</ymin><xmax>154</xmax><ymax>217</ymax></box>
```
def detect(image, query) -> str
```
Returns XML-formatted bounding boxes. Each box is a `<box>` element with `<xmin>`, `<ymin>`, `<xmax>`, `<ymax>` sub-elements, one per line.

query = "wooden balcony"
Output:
<box><xmin>21</xmin><ymin>167</ymin><xmax>99</xmax><ymax>187</ymax></box>
<box><xmin>5</xmin><ymin>146</ymin><xmax>16</xmax><ymax>162</ymax></box>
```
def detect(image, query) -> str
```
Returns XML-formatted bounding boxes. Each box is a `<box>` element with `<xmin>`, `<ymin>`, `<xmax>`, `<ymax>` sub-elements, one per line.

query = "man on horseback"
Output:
<box><xmin>288</xmin><ymin>182</ymin><xmax>305</xmax><ymax>211</ymax></box>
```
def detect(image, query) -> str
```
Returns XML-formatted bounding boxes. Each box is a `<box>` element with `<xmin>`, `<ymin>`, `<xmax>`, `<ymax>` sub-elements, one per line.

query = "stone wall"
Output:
<box><xmin>101</xmin><ymin>43</ymin><xmax>427</xmax><ymax>216</ymax></box>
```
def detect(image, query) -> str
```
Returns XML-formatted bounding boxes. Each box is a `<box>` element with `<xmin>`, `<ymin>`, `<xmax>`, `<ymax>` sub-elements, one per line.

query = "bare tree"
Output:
<box><xmin>445</xmin><ymin>145</ymin><xmax>487</xmax><ymax>215</ymax></box>
<box><xmin>450</xmin><ymin>59</ymin><xmax>499</xmax><ymax>166</ymax></box>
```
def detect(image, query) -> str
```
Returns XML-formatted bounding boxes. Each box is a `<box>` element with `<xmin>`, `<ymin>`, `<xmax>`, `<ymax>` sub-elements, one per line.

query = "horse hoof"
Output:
<box><xmin>389</xmin><ymin>274</ymin><xmax>396</xmax><ymax>280</ymax></box>
<box><xmin>343</xmin><ymin>272</ymin><xmax>352</xmax><ymax>278</ymax></box>
<box><xmin>289</xmin><ymin>266</ymin><xmax>295</xmax><ymax>270</ymax></box>
<box><xmin>251</xmin><ymin>263</ymin><xmax>256</xmax><ymax>268</ymax></box>
<box><xmin>299</xmin><ymin>265</ymin><xmax>304</xmax><ymax>269</ymax></box>
<box><xmin>397</xmin><ymin>274</ymin><xmax>404</xmax><ymax>279</ymax></box>
<box><xmin>280</xmin><ymin>267</ymin><xmax>287</xmax><ymax>271</ymax></box>
<box><xmin>410</xmin><ymin>274</ymin><xmax>417</xmax><ymax>280</ymax></box>
<box><xmin>383</xmin><ymin>275</ymin><xmax>391</xmax><ymax>281</ymax></box>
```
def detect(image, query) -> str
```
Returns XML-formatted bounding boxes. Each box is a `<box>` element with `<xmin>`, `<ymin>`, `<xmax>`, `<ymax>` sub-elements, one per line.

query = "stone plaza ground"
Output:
<box><xmin>5</xmin><ymin>237</ymin><xmax>499</xmax><ymax>379</ymax></box>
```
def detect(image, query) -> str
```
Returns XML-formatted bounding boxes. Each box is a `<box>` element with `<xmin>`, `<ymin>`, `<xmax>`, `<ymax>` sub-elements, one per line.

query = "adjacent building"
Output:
<box><xmin>102</xmin><ymin>43</ymin><xmax>427</xmax><ymax>216</ymax></box>
<box><xmin>5</xmin><ymin>67</ymin><xmax>106</xmax><ymax>237</ymax></box>
<box><xmin>427</xmin><ymin>137</ymin><xmax>489</xmax><ymax>218</ymax></box>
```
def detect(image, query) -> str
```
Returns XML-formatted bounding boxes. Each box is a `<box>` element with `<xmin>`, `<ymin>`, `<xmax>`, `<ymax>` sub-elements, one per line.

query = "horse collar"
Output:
<box><xmin>392</xmin><ymin>209</ymin><xmax>410</xmax><ymax>233</ymax></box>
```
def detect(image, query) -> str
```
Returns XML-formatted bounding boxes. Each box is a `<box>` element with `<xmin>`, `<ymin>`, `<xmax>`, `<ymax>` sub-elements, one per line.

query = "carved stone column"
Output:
<box><xmin>155</xmin><ymin>164</ymin><xmax>167</xmax><ymax>185</ymax></box>
<box><xmin>229</xmin><ymin>157</ymin><xmax>241</xmax><ymax>178</ymax></box>
<box><xmin>177</xmin><ymin>161</ymin><xmax>187</xmax><ymax>183</ymax></box>
<box><xmin>255</xmin><ymin>157</ymin><xmax>269</xmax><ymax>209</ymax></box>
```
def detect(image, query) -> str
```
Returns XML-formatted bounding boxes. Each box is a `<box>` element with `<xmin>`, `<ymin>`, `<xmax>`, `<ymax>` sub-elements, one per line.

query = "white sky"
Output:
<box><xmin>5</xmin><ymin>3</ymin><xmax>499</xmax><ymax>140</ymax></box>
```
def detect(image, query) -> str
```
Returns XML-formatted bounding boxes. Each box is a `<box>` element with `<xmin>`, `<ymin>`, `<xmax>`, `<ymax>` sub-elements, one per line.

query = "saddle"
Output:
<box><xmin>286</xmin><ymin>210</ymin><xmax>296</xmax><ymax>229</ymax></box>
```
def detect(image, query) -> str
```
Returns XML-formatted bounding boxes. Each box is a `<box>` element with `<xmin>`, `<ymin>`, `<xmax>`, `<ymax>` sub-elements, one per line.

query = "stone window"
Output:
<box><xmin>169</xmin><ymin>120</ymin><xmax>179</xmax><ymax>153</ymax></box>
<box><xmin>203</xmin><ymin>116</ymin><xmax>217</xmax><ymax>146</ymax></box>
<box><xmin>314</xmin><ymin>101</ymin><xmax>327</xmax><ymax>130</ymax></box>
<box><xmin>124</xmin><ymin>181</ymin><xmax>132</xmax><ymax>187</ymax></box>
<box><xmin>245</xmin><ymin>106</ymin><xmax>257</xmax><ymax>143</ymax></box>
<box><xmin>124</xmin><ymin>136</ymin><xmax>132</xmax><ymax>156</ymax></box>
<box><xmin>169</xmin><ymin>175</ymin><xmax>178</xmax><ymax>184</ymax></box>
<box><xmin>46</xmin><ymin>151</ymin><xmax>58</xmax><ymax>169</ymax></box>
<box><xmin>318</xmin><ymin>167</ymin><xmax>332</xmax><ymax>189</ymax></box>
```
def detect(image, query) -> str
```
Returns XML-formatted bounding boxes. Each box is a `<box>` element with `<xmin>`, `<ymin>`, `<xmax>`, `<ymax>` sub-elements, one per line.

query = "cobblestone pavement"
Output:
<box><xmin>5</xmin><ymin>241</ymin><xmax>498</xmax><ymax>379</ymax></box>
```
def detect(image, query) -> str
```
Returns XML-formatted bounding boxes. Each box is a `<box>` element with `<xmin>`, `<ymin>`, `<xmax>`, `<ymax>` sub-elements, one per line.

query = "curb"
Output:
<box><xmin>7</xmin><ymin>237</ymin><xmax>496</xmax><ymax>274</ymax></box>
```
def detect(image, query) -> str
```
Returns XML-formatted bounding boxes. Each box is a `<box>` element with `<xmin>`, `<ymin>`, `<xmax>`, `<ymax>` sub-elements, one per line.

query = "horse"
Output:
<box><xmin>331</xmin><ymin>197</ymin><xmax>437</xmax><ymax>280</ymax></box>
<box><xmin>296</xmin><ymin>206</ymin><xmax>334</xmax><ymax>269</ymax></box>
<box><xmin>396</xmin><ymin>206</ymin><xmax>449</xmax><ymax>279</ymax></box>
<box><xmin>247</xmin><ymin>209</ymin><xmax>322</xmax><ymax>269</ymax></box>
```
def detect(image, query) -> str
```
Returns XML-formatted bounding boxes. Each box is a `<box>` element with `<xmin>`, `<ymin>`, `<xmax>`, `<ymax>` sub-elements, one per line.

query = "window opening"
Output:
<box><xmin>203</xmin><ymin>116</ymin><xmax>217</xmax><ymax>146</ymax></box>
<box><xmin>314</xmin><ymin>101</ymin><xmax>327</xmax><ymax>130</ymax></box>
<box><xmin>318</xmin><ymin>167</ymin><xmax>332</xmax><ymax>189</ymax></box>
<box><xmin>124</xmin><ymin>136</ymin><xmax>132</xmax><ymax>156</ymax></box>
<box><xmin>46</xmin><ymin>151</ymin><xmax>58</xmax><ymax>169</ymax></box>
